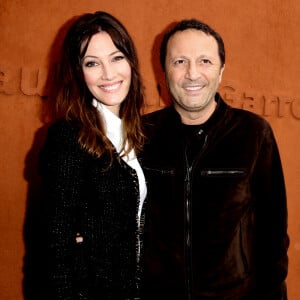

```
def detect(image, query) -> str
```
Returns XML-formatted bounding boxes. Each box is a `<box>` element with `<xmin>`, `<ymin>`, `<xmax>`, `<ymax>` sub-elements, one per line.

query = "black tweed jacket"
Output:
<box><xmin>39</xmin><ymin>119</ymin><xmax>141</xmax><ymax>300</ymax></box>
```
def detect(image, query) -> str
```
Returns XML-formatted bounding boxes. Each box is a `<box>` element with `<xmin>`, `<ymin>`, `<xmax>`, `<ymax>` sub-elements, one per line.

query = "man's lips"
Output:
<box><xmin>183</xmin><ymin>85</ymin><xmax>204</xmax><ymax>91</ymax></box>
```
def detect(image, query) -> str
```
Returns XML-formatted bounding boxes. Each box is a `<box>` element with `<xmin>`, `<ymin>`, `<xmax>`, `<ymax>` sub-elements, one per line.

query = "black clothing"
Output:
<box><xmin>39</xmin><ymin>120</ymin><xmax>141</xmax><ymax>300</ymax></box>
<box><xmin>140</xmin><ymin>94</ymin><xmax>289</xmax><ymax>299</ymax></box>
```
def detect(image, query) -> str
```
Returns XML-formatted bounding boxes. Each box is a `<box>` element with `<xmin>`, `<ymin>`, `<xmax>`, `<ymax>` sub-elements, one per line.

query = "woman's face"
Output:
<box><xmin>81</xmin><ymin>31</ymin><xmax>131</xmax><ymax>115</ymax></box>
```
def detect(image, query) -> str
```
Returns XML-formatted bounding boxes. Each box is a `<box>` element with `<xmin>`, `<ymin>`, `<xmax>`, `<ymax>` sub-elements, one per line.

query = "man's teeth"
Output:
<box><xmin>185</xmin><ymin>86</ymin><xmax>202</xmax><ymax>91</ymax></box>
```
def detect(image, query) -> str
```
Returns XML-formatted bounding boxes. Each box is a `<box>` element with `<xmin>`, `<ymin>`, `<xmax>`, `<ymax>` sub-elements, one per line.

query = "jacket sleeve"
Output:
<box><xmin>39</xmin><ymin>122</ymin><xmax>86</xmax><ymax>300</ymax></box>
<box><xmin>252</xmin><ymin>122</ymin><xmax>289</xmax><ymax>300</ymax></box>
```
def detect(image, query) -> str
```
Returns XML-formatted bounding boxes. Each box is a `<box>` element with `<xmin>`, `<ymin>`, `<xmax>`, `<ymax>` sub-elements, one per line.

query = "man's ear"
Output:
<box><xmin>219</xmin><ymin>64</ymin><xmax>225</xmax><ymax>83</ymax></box>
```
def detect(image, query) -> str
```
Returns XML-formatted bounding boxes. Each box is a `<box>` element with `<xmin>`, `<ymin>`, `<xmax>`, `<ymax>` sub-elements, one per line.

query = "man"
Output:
<box><xmin>140</xmin><ymin>19</ymin><xmax>289</xmax><ymax>300</ymax></box>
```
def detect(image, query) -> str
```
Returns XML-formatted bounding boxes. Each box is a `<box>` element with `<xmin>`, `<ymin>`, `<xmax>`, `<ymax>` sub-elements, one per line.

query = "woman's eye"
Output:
<box><xmin>84</xmin><ymin>61</ymin><xmax>98</xmax><ymax>67</ymax></box>
<box><xmin>113</xmin><ymin>55</ymin><xmax>125</xmax><ymax>62</ymax></box>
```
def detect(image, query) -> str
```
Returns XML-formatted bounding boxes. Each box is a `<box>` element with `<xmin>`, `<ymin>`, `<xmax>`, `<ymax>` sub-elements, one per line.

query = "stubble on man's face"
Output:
<box><xmin>165</xmin><ymin>29</ymin><xmax>224</xmax><ymax>124</ymax></box>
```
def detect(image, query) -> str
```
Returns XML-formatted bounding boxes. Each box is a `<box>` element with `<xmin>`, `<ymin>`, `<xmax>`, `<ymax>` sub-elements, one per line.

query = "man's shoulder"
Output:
<box><xmin>142</xmin><ymin>106</ymin><xmax>176</xmax><ymax>124</ymax></box>
<box><xmin>229</xmin><ymin>105</ymin><xmax>270</xmax><ymax>128</ymax></box>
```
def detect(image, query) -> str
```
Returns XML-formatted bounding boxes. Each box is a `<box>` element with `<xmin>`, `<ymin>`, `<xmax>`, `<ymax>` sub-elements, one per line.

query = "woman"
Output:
<box><xmin>39</xmin><ymin>11</ymin><xmax>146</xmax><ymax>299</ymax></box>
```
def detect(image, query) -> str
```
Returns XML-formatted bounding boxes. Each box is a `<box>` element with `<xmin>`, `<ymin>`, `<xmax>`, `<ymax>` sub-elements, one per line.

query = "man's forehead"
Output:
<box><xmin>166</xmin><ymin>29</ymin><xmax>219</xmax><ymax>57</ymax></box>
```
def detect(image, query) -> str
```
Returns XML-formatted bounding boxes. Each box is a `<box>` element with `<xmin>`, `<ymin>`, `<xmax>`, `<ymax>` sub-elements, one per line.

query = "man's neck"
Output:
<box><xmin>176</xmin><ymin>100</ymin><xmax>217</xmax><ymax>125</ymax></box>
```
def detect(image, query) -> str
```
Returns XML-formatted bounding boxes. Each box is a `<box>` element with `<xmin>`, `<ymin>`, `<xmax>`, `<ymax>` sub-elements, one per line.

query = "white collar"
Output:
<box><xmin>92</xmin><ymin>100</ymin><xmax>147</xmax><ymax>222</ymax></box>
<box><xmin>93</xmin><ymin>99</ymin><xmax>122</xmax><ymax>150</ymax></box>
<box><xmin>92</xmin><ymin>99</ymin><xmax>135</xmax><ymax>161</ymax></box>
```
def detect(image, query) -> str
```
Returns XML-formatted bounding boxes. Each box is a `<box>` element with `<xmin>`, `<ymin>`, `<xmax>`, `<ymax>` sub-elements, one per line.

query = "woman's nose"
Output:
<box><xmin>101</xmin><ymin>63</ymin><xmax>115</xmax><ymax>80</ymax></box>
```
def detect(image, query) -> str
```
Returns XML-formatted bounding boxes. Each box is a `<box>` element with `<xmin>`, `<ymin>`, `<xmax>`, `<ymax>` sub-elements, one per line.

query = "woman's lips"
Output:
<box><xmin>99</xmin><ymin>81</ymin><xmax>122</xmax><ymax>92</ymax></box>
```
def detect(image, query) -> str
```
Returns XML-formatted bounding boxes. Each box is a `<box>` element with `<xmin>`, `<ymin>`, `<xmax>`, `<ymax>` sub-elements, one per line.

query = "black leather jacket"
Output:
<box><xmin>140</xmin><ymin>94</ymin><xmax>289</xmax><ymax>300</ymax></box>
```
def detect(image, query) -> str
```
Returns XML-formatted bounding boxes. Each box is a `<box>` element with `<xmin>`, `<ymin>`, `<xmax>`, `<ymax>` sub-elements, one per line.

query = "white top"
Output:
<box><xmin>92</xmin><ymin>99</ymin><xmax>147</xmax><ymax>223</ymax></box>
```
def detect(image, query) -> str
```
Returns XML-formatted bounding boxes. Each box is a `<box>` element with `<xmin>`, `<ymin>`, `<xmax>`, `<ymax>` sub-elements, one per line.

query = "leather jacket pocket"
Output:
<box><xmin>200</xmin><ymin>168</ymin><xmax>247</xmax><ymax>178</ymax></box>
<box><xmin>196</xmin><ymin>207</ymin><xmax>254</xmax><ymax>289</ymax></box>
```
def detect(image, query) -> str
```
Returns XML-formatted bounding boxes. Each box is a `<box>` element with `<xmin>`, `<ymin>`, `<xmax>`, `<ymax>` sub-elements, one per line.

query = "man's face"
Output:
<box><xmin>165</xmin><ymin>29</ymin><xmax>224</xmax><ymax>123</ymax></box>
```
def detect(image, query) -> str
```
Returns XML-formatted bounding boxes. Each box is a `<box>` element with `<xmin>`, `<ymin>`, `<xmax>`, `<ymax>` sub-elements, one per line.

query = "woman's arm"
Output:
<box><xmin>39</xmin><ymin>121</ymin><xmax>86</xmax><ymax>300</ymax></box>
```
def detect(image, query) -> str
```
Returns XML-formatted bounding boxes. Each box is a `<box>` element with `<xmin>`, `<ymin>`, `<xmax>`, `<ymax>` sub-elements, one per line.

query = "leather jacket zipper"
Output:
<box><xmin>184</xmin><ymin>131</ymin><xmax>208</xmax><ymax>300</ymax></box>
<box><xmin>184</xmin><ymin>164</ymin><xmax>192</xmax><ymax>300</ymax></box>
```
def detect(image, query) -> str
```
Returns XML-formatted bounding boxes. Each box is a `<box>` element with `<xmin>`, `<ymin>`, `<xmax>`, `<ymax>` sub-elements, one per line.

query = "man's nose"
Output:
<box><xmin>185</xmin><ymin>62</ymin><xmax>200</xmax><ymax>80</ymax></box>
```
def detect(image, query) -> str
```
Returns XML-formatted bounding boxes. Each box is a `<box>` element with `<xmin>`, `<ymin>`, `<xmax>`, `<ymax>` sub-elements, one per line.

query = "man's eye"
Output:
<box><xmin>174</xmin><ymin>59</ymin><xmax>185</xmax><ymax>65</ymax></box>
<box><xmin>201</xmin><ymin>59</ymin><xmax>212</xmax><ymax>64</ymax></box>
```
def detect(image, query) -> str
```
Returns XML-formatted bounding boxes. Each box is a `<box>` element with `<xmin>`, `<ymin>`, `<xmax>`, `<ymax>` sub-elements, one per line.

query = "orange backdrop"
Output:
<box><xmin>0</xmin><ymin>0</ymin><xmax>299</xmax><ymax>299</ymax></box>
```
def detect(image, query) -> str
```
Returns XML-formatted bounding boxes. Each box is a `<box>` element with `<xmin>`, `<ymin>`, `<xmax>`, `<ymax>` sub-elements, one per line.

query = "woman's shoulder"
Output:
<box><xmin>39</xmin><ymin>120</ymin><xmax>86</xmax><ymax>174</ymax></box>
<box><xmin>43</xmin><ymin>119</ymin><xmax>81</xmax><ymax>152</ymax></box>
<box><xmin>48</xmin><ymin>119</ymin><xmax>80</xmax><ymax>136</ymax></box>
<box><xmin>45</xmin><ymin>119</ymin><xmax>83</xmax><ymax>145</ymax></box>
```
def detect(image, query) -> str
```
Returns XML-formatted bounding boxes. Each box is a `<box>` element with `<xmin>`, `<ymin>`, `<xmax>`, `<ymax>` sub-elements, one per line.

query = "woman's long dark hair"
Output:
<box><xmin>55</xmin><ymin>11</ymin><xmax>145</xmax><ymax>163</ymax></box>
